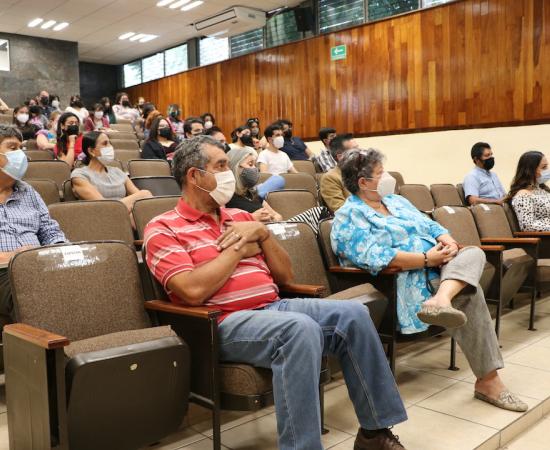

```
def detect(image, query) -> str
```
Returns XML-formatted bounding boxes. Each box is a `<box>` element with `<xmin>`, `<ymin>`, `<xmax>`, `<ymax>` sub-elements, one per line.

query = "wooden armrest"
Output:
<box><xmin>144</xmin><ymin>300</ymin><xmax>221</xmax><ymax>319</ymax></box>
<box><xmin>514</xmin><ymin>231</ymin><xmax>550</xmax><ymax>237</ymax></box>
<box><xmin>3</xmin><ymin>323</ymin><xmax>69</xmax><ymax>349</ymax></box>
<box><xmin>134</xmin><ymin>239</ymin><xmax>143</xmax><ymax>247</ymax></box>
<box><xmin>481</xmin><ymin>237</ymin><xmax>540</xmax><ymax>245</ymax></box>
<box><xmin>329</xmin><ymin>266</ymin><xmax>401</xmax><ymax>275</ymax></box>
<box><xmin>279</xmin><ymin>283</ymin><xmax>326</xmax><ymax>296</ymax></box>
<box><xmin>479</xmin><ymin>245</ymin><xmax>505</xmax><ymax>252</ymax></box>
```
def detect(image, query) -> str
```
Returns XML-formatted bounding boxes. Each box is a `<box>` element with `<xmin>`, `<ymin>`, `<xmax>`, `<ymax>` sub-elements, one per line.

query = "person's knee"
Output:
<box><xmin>460</xmin><ymin>246</ymin><xmax>486</xmax><ymax>265</ymax></box>
<box><xmin>282</xmin><ymin>315</ymin><xmax>323</xmax><ymax>351</ymax></box>
<box><xmin>139</xmin><ymin>189</ymin><xmax>153</xmax><ymax>198</ymax></box>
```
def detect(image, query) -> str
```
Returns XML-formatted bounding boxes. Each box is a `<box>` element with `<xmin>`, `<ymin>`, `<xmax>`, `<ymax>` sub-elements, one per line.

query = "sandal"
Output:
<box><xmin>417</xmin><ymin>304</ymin><xmax>467</xmax><ymax>329</ymax></box>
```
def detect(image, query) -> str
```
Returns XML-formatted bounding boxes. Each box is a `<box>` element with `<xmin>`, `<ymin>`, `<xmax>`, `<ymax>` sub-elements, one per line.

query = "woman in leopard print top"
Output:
<box><xmin>509</xmin><ymin>151</ymin><xmax>550</xmax><ymax>231</ymax></box>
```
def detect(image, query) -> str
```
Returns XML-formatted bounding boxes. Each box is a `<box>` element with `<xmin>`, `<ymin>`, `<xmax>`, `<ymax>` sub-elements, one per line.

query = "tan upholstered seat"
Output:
<box><xmin>128</xmin><ymin>159</ymin><xmax>172</xmax><ymax>178</ymax></box>
<box><xmin>48</xmin><ymin>200</ymin><xmax>134</xmax><ymax>245</ymax></box>
<box><xmin>131</xmin><ymin>176</ymin><xmax>181</xmax><ymax>196</ymax></box>
<box><xmin>114</xmin><ymin>149</ymin><xmax>141</xmax><ymax>171</ymax></box>
<box><xmin>220</xmin><ymin>364</ymin><xmax>273</xmax><ymax>396</ymax></box>
<box><xmin>292</xmin><ymin>160</ymin><xmax>316</xmax><ymax>177</ymax></box>
<box><xmin>24</xmin><ymin>160</ymin><xmax>71</xmax><ymax>192</ymax></box>
<box><xmin>456</xmin><ymin>184</ymin><xmax>466</xmax><ymax>205</ymax></box>
<box><xmin>281</xmin><ymin>173</ymin><xmax>318</xmax><ymax>198</ymax></box>
<box><xmin>25</xmin><ymin>179</ymin><xmax>60</xmax><ymax>205</ymax></box>
<box><xmin>265</xmin><ymin>190</ymin><xmax>318</xmax><ymax>220</ymax></box>
<box><xmin>132</xmin><ymin>196</ymin><xmax>180</xmax><ymax>239</ymax></box>
<box><xmin>430</xmin><ymin>184</ymin><xmax>463</xmax><ymax>208</ymax></box>
<box><xmin>24</xmin><ymin>149</ymin><xmax>54</xmax><ymax>160</ymax></box>
<box><xmin>112</xmin><ymin>139</ymin><xmax>140</xmax><ymax>150</ymax></box>
<box><xmin>388</xmin><ymin>171</ymin><xmax>405</xmax><ymax>193</ymax></box>
<box><xmin>399</xmin><ymin>184</ymin><xmax>435</xmax><ymax>213</ymax></box>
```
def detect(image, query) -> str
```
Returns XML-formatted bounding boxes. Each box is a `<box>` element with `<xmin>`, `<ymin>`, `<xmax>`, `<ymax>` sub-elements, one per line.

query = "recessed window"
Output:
<box><xmin>165</xmin><ymin>44</ymin><xmax>188</xmax><ymax>75</ymax></box>
<box><xmin>123</xmin><ymin>60</ymin><xmax>142</xmax><ymax>88</ymax></box>
<box><xmin>368</xmin><ymin>0</ymin><xmax>419</xmax><ymax>22</ymax></box>
<box><xmin>199</xmin><ymin>36</ymin><xmax>229</xmax><ymax>66</ymax></box>
<box><xmin>230</xmin><ymin>28</ymin><xmax>264</xmax><ymax>57</ymax></box>
<box><xmin>319</xmin><ymin>0</ymin><xmax>365</xmax><ymax>33</ymax></box>
<box><xmin>142</xmin><ymin>52</ymin><xmax>165</xmax><ymax>82</ymax></box>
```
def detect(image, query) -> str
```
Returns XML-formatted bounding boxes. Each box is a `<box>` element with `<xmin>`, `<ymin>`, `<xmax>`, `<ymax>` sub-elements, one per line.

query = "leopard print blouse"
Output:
<box><xmin>511</xmin><ymin>188</ymin><xmax>550</xmax><ymax>231</ymax></box>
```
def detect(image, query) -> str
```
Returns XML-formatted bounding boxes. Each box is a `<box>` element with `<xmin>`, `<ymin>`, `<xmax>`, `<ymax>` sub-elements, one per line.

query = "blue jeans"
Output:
<box><xmin>218</xmin><ymin>298</ymin><xmax>407</xmax><ymax>450</ymax></box>
<box><xmin>256</xmin><ymin>174</ymin><xmax>285</xmax><ymax>199</ymax></box>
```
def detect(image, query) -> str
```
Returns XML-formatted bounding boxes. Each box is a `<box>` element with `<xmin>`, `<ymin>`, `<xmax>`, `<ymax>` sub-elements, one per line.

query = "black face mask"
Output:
<box><xmin>240</xmin><ymin>134</ymin><xmax>254</xmax><ymax>147</ymax></box>
<box><xmin>66</xmin><ymin>124</ymin><xmax>80</xmax><ymax>136</ymax></box>
<box><xmin>224</xmin><ymin>143</ymin><xmax>231</xmax><ymax>153</ymax></box>
<box><xmin>122</xmin><ymin>100</ymin><xmax>131</xmax><ymax>107</ymax></box>
<box><xmin>170</xmin><ymin>111</ymin><xmax>179</xmax><ymax>119</ymax></box>
<box><xmin>29</xmin><ymin>105</ymin><xmax>41</xmax><ymax>115</ymax></box>
<box><xmin>71</xmin><ymin>101</ymin><xmax>83</xmax><ymax>108</ymax></box>
<box><xmin>40</xmin><ymin>96</ymin><xmax>49</xmax><ymax>105</ymax></box>
<box><xmin>283</xmin><ymin>129</ymin><xmax>292</xmax><ymax>139</ymax></box>
<box><xmin>158</xmin><ymin>128</ymin><xmax>172</xmax><ymax>139</ymax></box>
<box><xmin>482</xmin><ymin>157</ymin><xmax>495</xmax><ymax>171</ymax></box>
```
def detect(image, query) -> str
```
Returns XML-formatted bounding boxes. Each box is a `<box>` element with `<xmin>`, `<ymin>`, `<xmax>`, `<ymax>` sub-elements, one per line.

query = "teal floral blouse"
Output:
<box><xmin>331</xmin><ymin>194</ymin><xmax>448</xmax><ymax>334</ymax></box>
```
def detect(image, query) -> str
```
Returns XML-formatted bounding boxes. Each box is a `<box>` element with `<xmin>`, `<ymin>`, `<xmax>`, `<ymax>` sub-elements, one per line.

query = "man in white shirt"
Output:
<box><xmin>257</xmin><ymin>123</ymin><xmax>298</xmax><ymax>175</ymax></box>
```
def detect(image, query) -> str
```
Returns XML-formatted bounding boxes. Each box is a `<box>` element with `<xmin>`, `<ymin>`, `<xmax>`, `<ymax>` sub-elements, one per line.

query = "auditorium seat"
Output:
<box><xmin>266</xmin><ymin>190</ymin><xmax>318</xmax><ymax>220</ymax></box>
<box><xmin>4</xmin><ymin>242</ymin><xmax>190</xmax><ymax>450</ymax></box>
<box><xmin>388</xmin><ymin>171</ymin><xmax>405</xmax><ymax>193</ymax></box>
<box><xmin>24</xmin><ymin>160</ymin><xmax>71</xmax><ymax>194</ymax></box>
<box><xmin>292</xmin><ymin>160</ymin><xmax>317</xmax><ymax>177</ymax></box>
<box><xmin>132</xmin><ymin>196</ymin><xmax>180</xmax><ymax>239</ymax></box>
<box><xmin>472</xmin><ymin>203</ymin><xmax>548</xmax><ymax>325</ymax></box>
<box><xmin>24</xmin><ymin>149</ymin><xmax>54</xmax><ymax>161</ymax></box>
<box><xmin>128</xmin><ymin>159</ymin><xmax>172</xmax><ymax>178</ymax></box>
<box><xmin>430</xmin><ymin>184</ymin><xmax>464</xmax><ymax>208</ymax></box>
<box><xmin>48</xmin><ymin>200</ymin><xmax>135</xmax><ymax>246</ymax></box>
<box><xmin>258</xmin><ymin>172</ymin><xmax>273</xmax><ymax>184</ymax></box>
<box><xmin>399</xmin><ymin>184</ymin><xmax>435</xmax><ymax>214</ymax></box>
<box><xmin>281</xmin><ymin>173</ymin><xmax>318</xmax><ymax>198</ymax></box>
<box><xmin>114</xmin><ymin>149</ymin><xmax>141</xmax><ymax>171</ymax></box>
<box><xmin>142</xmin><ymin>245</ymin><xmax>331</xmax><ymax>450</ymax></box>
<box><xmin>131</xmin><ymin>176</ymin><xmax>181</xmax><ymax>197</ymax></box>
<box><xmin>456</xmin><ymin>183</ymin><xmax>466</xmax><ymax>205</ymax></box>
<box><xmin>317</xmin><ymin>219</ymin><xmax>456</xmax><ymax>373</ymax></box>
<box><xmin>106</xmin><ymin>131</ymin><xmax>137</xmax><ymax>140</ymax></box>
<box><xmin>433</xmin><ymin>206</ymin><xmax>533</xmax><ymax>335</ymax></box>
<box><xmin>25</xmin><ymin>179</ymin><xmax>61</xmax><ymax>205</ymax></box>
<box><xmin>111</xmin><ymin>139</ymin><xmax>140</xmax><ymax>150</ymax></box>
<box><xmin>110</xmin><ymin>123</ymin><xmax>134</xmax><ymax>132</ymax></box>
<box><xmin>62</xmin><ymin>179</ymin><xmax>78</xmax><ymax>201</ymax></box>
<box><xmin>24</xmin><ymin>139</ymin><xmax>38</xmax><ymax>150</ymax></box>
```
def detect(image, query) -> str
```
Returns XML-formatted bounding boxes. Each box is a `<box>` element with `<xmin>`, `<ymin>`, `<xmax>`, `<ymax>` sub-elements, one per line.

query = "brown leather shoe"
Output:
<box><xmin>354</xmin><ymin>428</ymin><xmax>406</xmax><ymax>450</ymax></box>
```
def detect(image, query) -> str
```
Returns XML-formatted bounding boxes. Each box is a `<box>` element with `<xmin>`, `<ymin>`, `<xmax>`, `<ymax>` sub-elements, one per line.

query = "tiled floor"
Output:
<box><xmin>2</xmin><ymin>297</ymin><xmax>550</xmax><ymax>450</ymax></box>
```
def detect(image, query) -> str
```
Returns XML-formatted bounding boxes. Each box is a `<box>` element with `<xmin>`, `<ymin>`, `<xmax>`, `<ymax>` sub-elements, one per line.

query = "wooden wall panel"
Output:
<box><xmin>127</xmin><ymin>0</ymin><xmax>550</xmax><ymax>140</ymax></box>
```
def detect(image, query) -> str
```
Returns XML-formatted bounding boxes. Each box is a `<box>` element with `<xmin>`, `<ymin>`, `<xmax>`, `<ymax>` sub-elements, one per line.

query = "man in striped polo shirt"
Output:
<box><xmin>144</xmin><ymin>136</ymin><xmax>407</xmax><ymax>450</ymax></box>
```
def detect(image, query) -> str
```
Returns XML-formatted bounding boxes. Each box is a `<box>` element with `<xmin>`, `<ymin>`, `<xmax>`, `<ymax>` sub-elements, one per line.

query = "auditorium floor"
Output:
<box><xmin>1</xmin><ymin>296</ymin><xmax>550</xmax><ymax>449</ymax></box>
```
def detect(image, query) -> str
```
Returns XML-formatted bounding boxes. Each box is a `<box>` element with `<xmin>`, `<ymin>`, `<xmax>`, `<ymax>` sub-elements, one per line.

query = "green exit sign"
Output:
<box><xmin>331</xmin><ymin>44</ymin><xmax>347</xmax><ymax>61</ymax></box>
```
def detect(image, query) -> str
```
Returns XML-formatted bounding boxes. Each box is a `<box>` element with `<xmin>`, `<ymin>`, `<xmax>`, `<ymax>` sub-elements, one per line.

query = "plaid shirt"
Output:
<box><xmin>315</xmin><ymin>148</ymin><xmax>337</xmax><ymax>172</ymax></box>
<box><xmin>0</xmin><ymin>181</ymin><xmax>66</xmax><ymax>252</ymax></box>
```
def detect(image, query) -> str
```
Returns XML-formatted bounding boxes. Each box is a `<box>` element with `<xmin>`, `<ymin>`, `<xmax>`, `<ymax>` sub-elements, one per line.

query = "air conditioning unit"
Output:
<box><xmin>194</xmin><ymin>6</ymin><xmax>266</xmax><ymax>37</ymax></box>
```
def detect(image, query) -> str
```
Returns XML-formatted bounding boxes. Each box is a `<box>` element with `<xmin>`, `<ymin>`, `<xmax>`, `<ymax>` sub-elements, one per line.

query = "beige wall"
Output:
<box><xmin>308</xmin><ymin>124</ymin><xmax>550</xmax><ymax>190</ymax></box>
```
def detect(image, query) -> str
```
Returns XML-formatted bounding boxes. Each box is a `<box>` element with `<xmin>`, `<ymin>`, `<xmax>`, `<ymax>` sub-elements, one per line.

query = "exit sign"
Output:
<box><xmin>331</xmin><ymin>45</ymin><xmax>347</xmax><ymax>61</ymax></box>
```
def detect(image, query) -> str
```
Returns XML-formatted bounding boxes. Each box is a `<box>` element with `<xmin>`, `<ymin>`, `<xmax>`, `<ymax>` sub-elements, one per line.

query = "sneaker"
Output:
<box><xmin>354</xmin><ymin>428</ymin><xmax>406</xmax><ymax>450</ymax></box>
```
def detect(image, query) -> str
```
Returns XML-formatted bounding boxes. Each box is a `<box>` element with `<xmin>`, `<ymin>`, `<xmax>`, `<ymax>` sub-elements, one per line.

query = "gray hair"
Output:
<box><xmin>172</xmin><ymin>135</ymin><xmax>225</xmax><ymax>188</ymax></box>
<box><xmin>0</xmin><ymin>124</ymin><xmax>23</xmax><ymax>144</ymax></box>
<box><xmin>340</xmin><ymin>148</ymin><xmax>385</xmax><ymax>195</ymax></box>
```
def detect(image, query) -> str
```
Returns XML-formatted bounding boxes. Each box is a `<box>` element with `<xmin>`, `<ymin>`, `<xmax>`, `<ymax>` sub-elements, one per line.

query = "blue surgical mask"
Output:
<box><xmin>1</xmin><ymin>149</ymin><xmax>28</xmax><ymax>180</ymax></box>
<box><xmin>537</xmin><ymin>169</ymin><xmax>550</xmax><ymax>185</ymax></box>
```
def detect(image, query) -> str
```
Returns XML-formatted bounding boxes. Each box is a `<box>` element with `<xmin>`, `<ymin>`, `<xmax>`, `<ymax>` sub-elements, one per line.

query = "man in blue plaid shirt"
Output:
<box><xmin>0</xmin><ymin>125</ymin><xmax>66</xmax><ymax>322</ymax></box>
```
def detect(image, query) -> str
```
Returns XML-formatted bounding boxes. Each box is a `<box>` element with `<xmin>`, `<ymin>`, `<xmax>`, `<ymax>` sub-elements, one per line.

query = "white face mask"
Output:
<box><xmin>204</xmin><ymin>120</ymin><xmax>213</xmax><ymax>129</ymax></box>
<box><xmin>97</xmin><ymin>146</ymin><xmax>115</xmax><ymax>164</ymax></box>
<box><xmin>16</xmin><ymin>113</ymin><xmax>29</xmax><ymax>124</ymax></box>
<box><xmin>196</xmin><ymin>169</ymin><xmax>236</xmax><ymax>206</ymax></box>
<box><xmin>51</xmin><ymin>100</ymin><xmax>60</xmax><ymax>108</ymax></box>
<box><xmin>365</xmin><ymin>172</ymin><xmax>396</xmax><ymax>198</ymax></box>
<box><xmin>272</xmin><ymin>136</ymin><xmax>285</xmax><ymax>149</ymax></box>
<box><xmin>94</xmin><ymin>111</ymin><xmax>104</xmax><ymax>119</ymax></box>
<box><xmin>537</xmin><ymin>169</ymin><xmax>550</xmax><ymax>185</ymax></box>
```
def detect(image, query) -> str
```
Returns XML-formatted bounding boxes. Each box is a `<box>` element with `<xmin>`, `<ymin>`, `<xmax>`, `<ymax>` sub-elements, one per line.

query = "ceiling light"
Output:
<box><xmin>170</xmin><ymin>0</ymin><xmax>190</xmax><ymax>9</ymax></box>
<box><xmin>41</xmin><ymin>20</ymin><xmax>56</xmax><ymax>29</ymax></box>
<box><xmin>119</xmin><ymin>32</ymin><xmax>135</xmax><ymax>40</ymax></box>
<box><xmin>53</xmin><ymin>22</ymin><xmax>69</xmax><ymax>31</ymax></box>
<box><xmin>27</xmin><ymin>18</ymin><xmax>43</xmax><ymax>27</ymax></box>
<box><xmin>129</xmin><ymin>33</ymin><xmax>146</xmax><ymax>41</ymax></box>
<box><xmin>181</xmin><ymin>1</ymin><xmax>203</xmax><ymax>11</ymax></box>
<box><xmin>139</xmin><ymin>35</ymin><xmax>158</xmax><ymax>43</ymax></box>
<box><xmin>156</xmin><ymin>0</ymin><xmax>175</xmax><ymax>5</ymax></box>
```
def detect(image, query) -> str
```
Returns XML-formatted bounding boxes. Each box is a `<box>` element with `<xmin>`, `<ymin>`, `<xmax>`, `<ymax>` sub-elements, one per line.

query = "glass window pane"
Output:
<box><xmin>266</xmin><ymin>10</ymin><xmax>301</xmax><ymax>48</ymax></box>
<box><xmin>200</xmin><ymin>36</ymin><xmax>229</xmax><ymax>66</ymax></box>
<box><xmin>230</xmin><ymin>28</ymin><xmax>264</xmax><ymax>57</ymax></box>
<box><xmin>422</xmin><ymin>0</ymin><xmax>451</xmax><ymax>6</ymax></box>
<box><xmin>142</xmin><ymin>52</ymin><xmax>164</xmax><ymax>83</ymax></box>
<box><xmin>123</xmin><ymin>60</ymin><xmax>142</xmax><ymax>88</ymax></box>
<box><xmin>319</xmin><ymin>0</ymin><xmax>365</xmax><ymax>33</ymax></box>
<box><xmin>368</xmin><ymin>0</ymin><xmax>419</xmax><ymax>22</ymax></box>
<box><xmin>165</xmin><ymin>44</ymin><xmax>188</xmax><ymax>76</ymax></box>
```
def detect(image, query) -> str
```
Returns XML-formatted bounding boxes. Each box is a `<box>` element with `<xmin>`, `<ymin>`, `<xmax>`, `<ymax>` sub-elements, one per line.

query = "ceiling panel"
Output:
<box><xmin>2</xmin><ymin>0</ymin><xmax>303</xmax><ymax>64</ymax></box>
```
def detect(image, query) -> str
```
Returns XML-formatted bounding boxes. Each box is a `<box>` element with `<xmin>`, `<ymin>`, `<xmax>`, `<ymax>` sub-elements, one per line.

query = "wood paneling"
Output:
<box><xmin>127</xmin><ymin>0</ymin><xmax>550</xmax><ymax>140</ymax></box>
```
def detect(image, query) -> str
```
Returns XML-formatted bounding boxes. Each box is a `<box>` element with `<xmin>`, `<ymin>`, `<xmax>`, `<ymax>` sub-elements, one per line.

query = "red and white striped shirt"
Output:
<box><xmin>144</xmin><ymin>198</ymin><xmax>279</xmax><ymax>321</ymax></box>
